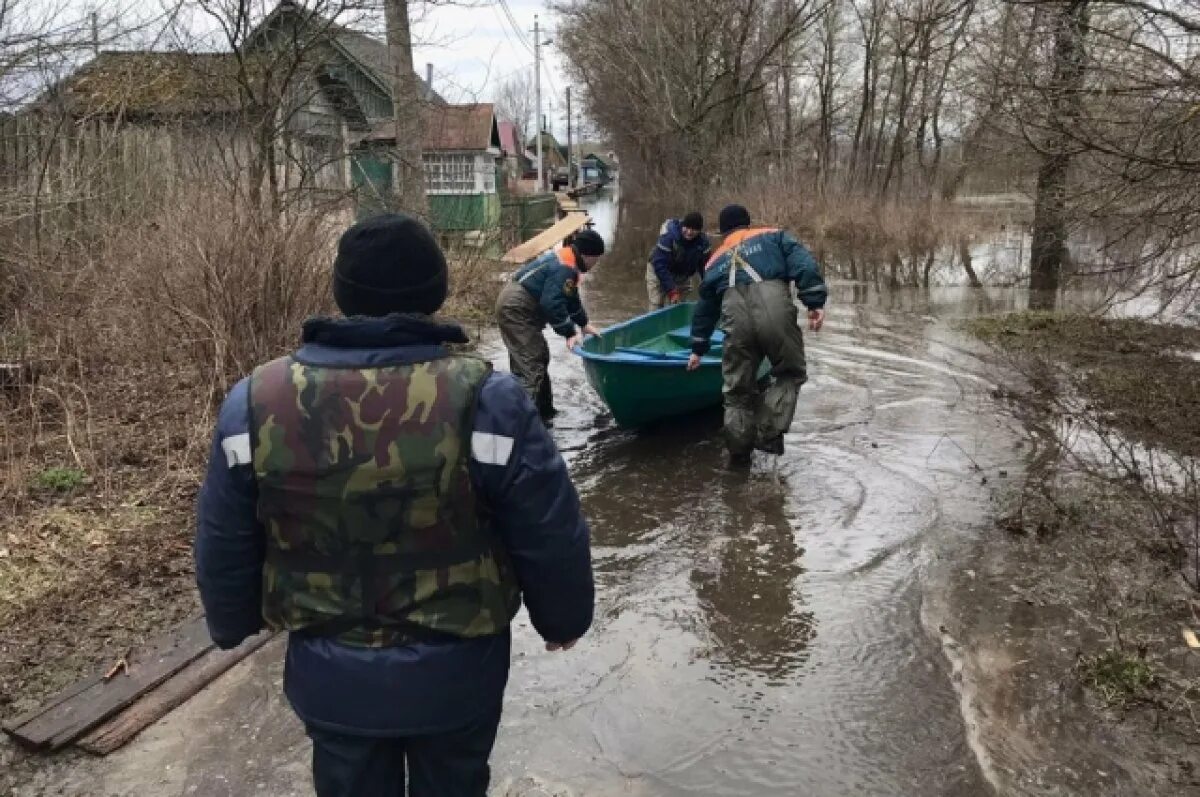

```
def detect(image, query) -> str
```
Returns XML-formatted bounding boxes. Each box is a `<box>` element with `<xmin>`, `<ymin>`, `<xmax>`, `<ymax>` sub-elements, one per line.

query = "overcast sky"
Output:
<box><xmin>411</xmin><ymin>0</ymin><xmax>575</xmax><ymax>137</ymax></box>
<box><xmin>74</xmin><ymin>1</ymin><xmax>578</xmax><ymax>137</ymax></box>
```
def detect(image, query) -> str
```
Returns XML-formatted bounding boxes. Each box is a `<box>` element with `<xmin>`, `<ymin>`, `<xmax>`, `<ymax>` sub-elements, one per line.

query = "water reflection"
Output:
<box><xmin>489</xmin><ymin>189</ymin><xmax>1020</xmax><ymax>795</ymax></box>
<box><xmin>691</xmin><ymin>484</ymin><xmax>815</xmax><ymax>683</ymax></box>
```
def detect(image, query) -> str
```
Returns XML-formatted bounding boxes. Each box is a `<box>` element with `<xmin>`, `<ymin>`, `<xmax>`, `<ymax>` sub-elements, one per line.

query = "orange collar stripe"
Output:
<box><xmin>556</xmin><ymin>246</ymin><xmax>579</xmax><ymax>270</ymax></box>
<box><xmin>705</xmin><ymin>227</ymin><xmax>779</xmax><ymax>269</ymax></box>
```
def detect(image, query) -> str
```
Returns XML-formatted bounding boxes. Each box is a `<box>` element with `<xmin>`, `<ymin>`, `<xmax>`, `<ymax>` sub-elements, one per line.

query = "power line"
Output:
<box><xmin>496</xmin><ymin>0</ymin><xmax>534</xmax><ymax>55</ymax></box>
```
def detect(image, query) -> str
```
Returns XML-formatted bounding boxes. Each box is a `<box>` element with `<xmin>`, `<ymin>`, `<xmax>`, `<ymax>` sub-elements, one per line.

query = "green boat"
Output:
<box><xmin>574</xmin><ymin>302</ymin><xmax>766</xmax><ymax>428</ymax></box>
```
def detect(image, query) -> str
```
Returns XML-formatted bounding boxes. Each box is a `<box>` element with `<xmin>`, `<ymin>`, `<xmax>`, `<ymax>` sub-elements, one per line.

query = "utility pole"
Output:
<box><xmin>565</xmin><ymin>86</ymin><xmax>573</xmax><ymax>190</ymax></box>
<box><xmin>534</xmin><ymin>14</ymin><xmax>544</xmax><ymax>193</ymax></box>
<box><xmin>576</xmin><ymin>108</ymin><xmax>583</xmax><ymax>189</ymax></box>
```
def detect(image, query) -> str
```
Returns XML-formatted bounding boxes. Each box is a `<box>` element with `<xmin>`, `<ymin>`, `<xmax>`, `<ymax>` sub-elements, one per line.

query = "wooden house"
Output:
<box><xmin>355</xmin><ymin>104</ymin><xmax>504</xmax><ymax>231</ymax></box>
<box><xmin>580</xmin><ymin>152</ymin><xmax>613</xmax><ymax>184</ymax></box>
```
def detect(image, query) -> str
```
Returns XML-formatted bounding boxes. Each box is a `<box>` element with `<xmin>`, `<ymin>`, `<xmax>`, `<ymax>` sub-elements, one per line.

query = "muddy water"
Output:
<box><xmin>485</xmin><ymin>191</ymin><xmax>1031</xmax><ymax>796</ymax></box>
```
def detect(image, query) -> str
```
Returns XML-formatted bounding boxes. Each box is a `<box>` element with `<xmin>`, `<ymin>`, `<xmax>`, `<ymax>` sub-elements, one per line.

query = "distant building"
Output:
<box><xmin>527</xmin><ymin>130</ymin><xmax>568</xmax><ymax>172</ymax></box>
<box><xmin>356</xmin><ymin>104</ymin><xmax>503</xmax><ymax>231</ymax></box>
<box><xmin>580</xmin><ymin>152</ymin><xmax>613</xmax><ymax>184</ymax></box>
<box><xmin>21</xmin><ymin>0</ymin><xmax>531</xmax><ymax>234</ymax></box>
<box><xmin>496</xmin><ymin>119</ymin><xmax>532</xmax><ymax>188</ymax></box>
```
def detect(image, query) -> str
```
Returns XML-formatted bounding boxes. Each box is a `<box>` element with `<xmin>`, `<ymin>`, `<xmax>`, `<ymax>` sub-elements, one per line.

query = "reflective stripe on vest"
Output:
<box><xmin>518</xmin><ymin>247</ymin><xmax>577</xmax><ymax>285</ymax></box>
<box><xmin>248</xmin><ymin>353</ymin><xmax>520</xmax><ymax>648</ymax></box>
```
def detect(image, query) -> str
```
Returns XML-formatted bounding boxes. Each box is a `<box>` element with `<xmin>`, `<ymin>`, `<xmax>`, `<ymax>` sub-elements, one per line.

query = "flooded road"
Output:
<box><xmin>15</xmin><ymin>191</ymin><xmax>1191</xmax><ymax>797</ymax></box>
<box><xmin>487</xmin><ymin>191</ymin><xmax>1030</xmax><ymax>795</ymax></box>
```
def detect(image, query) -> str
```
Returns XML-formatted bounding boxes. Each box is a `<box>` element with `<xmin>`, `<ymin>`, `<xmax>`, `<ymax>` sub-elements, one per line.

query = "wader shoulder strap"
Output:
<box><xmin>728</xmin><ymin>245</ymin><xmax>764</xmax><ymax>287</ymax></box>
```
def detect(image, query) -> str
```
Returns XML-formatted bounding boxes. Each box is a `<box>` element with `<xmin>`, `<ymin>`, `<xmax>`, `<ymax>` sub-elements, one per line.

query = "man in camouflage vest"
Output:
<box><xmin>196</xmin><ymin>213</ymin><xmax>594</xmax><ymax>796</ymax></box>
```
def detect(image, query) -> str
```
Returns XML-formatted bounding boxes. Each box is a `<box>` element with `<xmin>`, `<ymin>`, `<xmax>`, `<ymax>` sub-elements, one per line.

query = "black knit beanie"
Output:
<box><xmin>681</xmin><ymin>212</ymin><xmax>704</xmax><ymax>231</ymax></box>
<box><xmin>332</xmin><ymin>213</ymin><xmax>448</xmax><ymax>317</ymax></box>
<box><xmin>718</xmin><ymin>204</ymin><xmax>752</xmax><ymax>235</ymax></box>
<box><xmin>572</xmin><ymin>228</ymin><xmax>605</xmax><ymax>257</ymax></box>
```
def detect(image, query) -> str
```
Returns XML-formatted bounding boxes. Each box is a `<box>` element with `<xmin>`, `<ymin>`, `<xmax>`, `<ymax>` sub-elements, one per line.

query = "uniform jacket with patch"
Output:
<box><xmin>649</xmin><ymin>218</ymin><xmax>713</xmax><ymax>293</ymax></box>
<box><xmin>512</xmin><ymin>247</ymin><xmax>588</xmax><ymax>337</ymax></box>
<box><xmin>690</xmin><ymin>228</ymin><xmax>828</xmax><ymax>355</ymax></box>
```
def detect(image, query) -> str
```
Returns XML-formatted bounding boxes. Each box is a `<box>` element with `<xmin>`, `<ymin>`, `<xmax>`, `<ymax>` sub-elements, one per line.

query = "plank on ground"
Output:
<box><xmin>76</xmin><ymin>630</ymin><xmax>275</xmax><ymax>756</ymax></box>
<box><xmin>502</xmin><ymin>213</ymin><xmax>591</xmax><ymax>264</ymax></box>
<box><xmin>3</xmin><ymin>617</ymin><xmax>214</xmax><ymax>750</ymax></box>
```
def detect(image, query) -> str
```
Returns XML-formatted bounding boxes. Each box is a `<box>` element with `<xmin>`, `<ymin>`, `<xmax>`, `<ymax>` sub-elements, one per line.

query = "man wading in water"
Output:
<box><xmin>495</xmin><ymin>228</ymin><xmax>605</xmax><ymax>420</ymax></box>
<box><xmin>687</xmin><ymin>204</ymin><xmax>828</xmax><ymax>467</ymax></box>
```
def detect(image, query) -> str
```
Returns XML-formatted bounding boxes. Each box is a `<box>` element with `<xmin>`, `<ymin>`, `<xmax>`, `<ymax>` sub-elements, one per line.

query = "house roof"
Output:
<box><xmin>497</xmin><ymin>119</ymin><xmax>525</xmax><ymax>157</ymax></box>
<box><xmin>34</xmin><ymin>51</ymin><xmax>246</xmax><ymax>118</ymax></box>
<box><xmin>361</xmin><ymin>103</ymin><xmax>500</xmax><ymax>151</ymax></box>
<box><xmin>37</xmin><ymin>3</ymin><xmax>445</xmax><ymax>121</ymax></box>
<box><xmin>527</xmin><ymin>130</ymin><xmax>563</xmax><ymax>151</ymax></box>
<box><xmin>327</xmin><ymin>28</ymin><xmax>442</xmax><ymax>105</ymax></box>
<box><xmin>259</xmin><ymin>1</ymin><xmax>444</xmax><ymax>105</ymax></box>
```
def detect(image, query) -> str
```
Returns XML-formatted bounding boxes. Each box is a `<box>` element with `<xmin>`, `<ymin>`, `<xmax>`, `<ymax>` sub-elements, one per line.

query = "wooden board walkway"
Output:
<box><xmin>554</xmin><ymin>192</ymin><xmax>584</xmax><ymax>214</ymax></box>
<box><xmin>3</xmin><ymin>617</ymin><xmax>274</xmax><ymax>754</ymax></box>
<box><xmin>77</xmin><ymin>631</ymin><xmax>274</xmax><ymax>755</ymax></box>
<box><xmin>502</xmin><ymin>211</ymin><xmax>591</xmax><ymax>264</ymax></box>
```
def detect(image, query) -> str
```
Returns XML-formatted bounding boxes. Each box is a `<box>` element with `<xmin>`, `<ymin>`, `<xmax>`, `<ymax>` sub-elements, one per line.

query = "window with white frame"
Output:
<box><xmin>425</xmin><ymin>153</ymin><xmax>474</xmax><ymax>194</ymax></box>
<box><xmin>422</xmin><ymin>153</ymin><xmax>503</xmax><ymax>195</ymax></box>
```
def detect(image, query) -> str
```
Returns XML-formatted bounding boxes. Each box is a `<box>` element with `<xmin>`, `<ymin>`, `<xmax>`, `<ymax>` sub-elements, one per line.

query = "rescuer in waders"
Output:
<box><xmin>195</xmin><ymin>213</ymin><xmax>595</xmax><ymax>797</ymax></box>
<box><xmin>646</xmin><ymin>212</ymin><xmax>712</xmax><ymax>310</ymax></box>
<box><xmin>495</xmin><ymin>228</ymin><xmax>605</xmax><ymax>419</ymax></box>
<box><xmin>687</xmin><ymin>204</ymin><xmax>828</xmax><ymax>467</ymax></box>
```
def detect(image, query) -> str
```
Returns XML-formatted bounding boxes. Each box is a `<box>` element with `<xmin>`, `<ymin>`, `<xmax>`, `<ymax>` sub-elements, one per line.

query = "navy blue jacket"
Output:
<box><xmin>195</xmin><ymin>314</ymin><xmax>594</xmax><ymax>736</ymax></box>
<box><xmin>649</xmin><ymin>218</ymin><xmax>713</xmax><ymax>293</ymax></box>
<box><xmin>690</xmin><ymin>228</ymin><xmax>828</xmax><ymax>355</ymax></box>
<box><xmin>513</xmin><ymin>248</ymin><xmax>588</xmax><ymax>337</ymax></box>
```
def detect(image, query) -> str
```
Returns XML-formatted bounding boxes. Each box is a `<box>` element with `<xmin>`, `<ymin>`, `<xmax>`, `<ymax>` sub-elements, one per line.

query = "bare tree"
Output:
<box><xmin>1027</xmin><ymin>0</ymin><xmax>1090</xmax><ymax>299</ymax></box>
<box><xmin>383</xmin><ymin>0</ymin><xmax>426</xmax><ymax>215</ymax></box>
<box><xmin>555</xmin><ymin>0</ymin><xmax>828</xmax><ymax>196</ymax></box>
<box><xmin>495</xmin><ymin>67</ymin><xmax>536</xmax><ymax>149</ymax></box>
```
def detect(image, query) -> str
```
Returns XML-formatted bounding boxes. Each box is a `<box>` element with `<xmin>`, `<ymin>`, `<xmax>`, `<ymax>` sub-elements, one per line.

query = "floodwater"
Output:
<box><xmin>485</xmin><ymin>189</ymin><xmax>1033</xmax><ymax>795</ymax></box>
<box><xmin>12</xmin><ymin>189</ymin><xmax>1187</xmax><ymax>797</ymax></box>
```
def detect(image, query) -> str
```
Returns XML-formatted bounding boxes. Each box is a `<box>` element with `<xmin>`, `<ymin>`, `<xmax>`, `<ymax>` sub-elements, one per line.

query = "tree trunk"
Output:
<box><xmin>959</xmin><ymin>237</ymin><xmax>982</xmax><ymax>287</ymax></box>
<box><xmin>921</xmin><ymin>249</ymin><xmax>936</xmax><ymax>287</ymax></box>
<box><xmin>1029</xmin><ymin>0</ymin><xmax>1089</xmax><ymax>295</ymax></box>
<box><xmin>384</xmin><ymin>0</ymin><xmax>428</xmax><ymax>217</ymax></box>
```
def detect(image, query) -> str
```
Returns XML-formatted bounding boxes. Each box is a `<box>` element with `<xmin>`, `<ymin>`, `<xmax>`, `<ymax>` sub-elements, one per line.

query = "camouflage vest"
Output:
<box><xmin>248</xmin><ymin>353</ymin><xmax>521</xmax><ymax>648</ymax></box>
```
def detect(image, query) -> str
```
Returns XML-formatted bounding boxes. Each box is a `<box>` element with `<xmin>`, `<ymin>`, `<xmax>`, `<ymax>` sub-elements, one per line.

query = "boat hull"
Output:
<box><xmin>575</xmin><ymin>303</ymin><xmax>766</xmax><ymax>428</ymax></box>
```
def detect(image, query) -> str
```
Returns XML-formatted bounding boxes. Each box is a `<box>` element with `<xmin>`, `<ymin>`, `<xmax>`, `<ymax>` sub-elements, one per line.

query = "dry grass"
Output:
<box><xmin>968</xmin><ymin>311</ymin><xmax>1200</xmax><ymax>741</ymax></box>
<box><xmin>729</xmin><ymin>182</ymin><xmax>984</xmax><ymax>282</ymax></box>
<box><xmin>690</xmin><ymin>177</ymin><xmax>991</xmax><ymax>284</ymax></box>
<box><xmin>0</xmin><ymin>185</ymin><xmax>504</xmax><ymax>718</ymax></box>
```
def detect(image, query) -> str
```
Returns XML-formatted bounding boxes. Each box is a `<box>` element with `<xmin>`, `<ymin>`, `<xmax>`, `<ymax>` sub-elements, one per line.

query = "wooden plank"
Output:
<box><xmin>2</xmin><ymin>672</ymin><xmax>106</xmax><ymax>734</ymax></box>
<box><xmin>4</xmin><ymin>617</ymin><xmax>214</xmax><ymax>750</ymax></box>
<box><xmin>76</xmin><ymin>631</ymin><xmax>275</xmax><ymax>756</ymax></box>
<box><xmin>502</xmin><ymin>212</ymin><xmax>591</xmax><ymax>264</ymax></box>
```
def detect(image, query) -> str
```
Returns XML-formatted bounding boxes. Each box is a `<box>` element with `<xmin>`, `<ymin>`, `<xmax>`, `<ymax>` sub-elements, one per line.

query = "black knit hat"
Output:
<box><xmin>332</xmin><ymin>213</ymin><xmax>448</xmax><ymax>317</ymax></box>
<box><xmin>572</xmin><ymin>228</ymin><xmax>605</xmax><ymax>257</ymax></box>
<box><xmin>681</xmin><ymin>212</ymin><xmax>704</xmax><ymax>231</ymax></box>
<box><xmin>718</xmin><ymin>204</ymin><xmax>752</xmax><ymax>235</ymax></box>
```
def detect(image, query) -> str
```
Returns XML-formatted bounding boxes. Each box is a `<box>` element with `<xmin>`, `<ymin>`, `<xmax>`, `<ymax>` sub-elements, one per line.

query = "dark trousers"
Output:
<box><xmin>306</xmin><ymin>704</ymin><xmax>503</xmax><ymax>797</ymax></box>
<box><xmin>496</xmin><ymin>281</ymin><xmax>555</xmax><ymax>417</ymax></box>
<box><xmin>720</xmin><ymin>280</ymin><xmax>808</xmax><ymax>456</ymax></box>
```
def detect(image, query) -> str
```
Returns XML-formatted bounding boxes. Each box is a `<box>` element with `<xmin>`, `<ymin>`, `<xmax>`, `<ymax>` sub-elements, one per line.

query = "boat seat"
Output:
<box><xmin>667</xmin><ymin>326</ymin><xmax>725</xmax><ymax>349</ymax></box>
